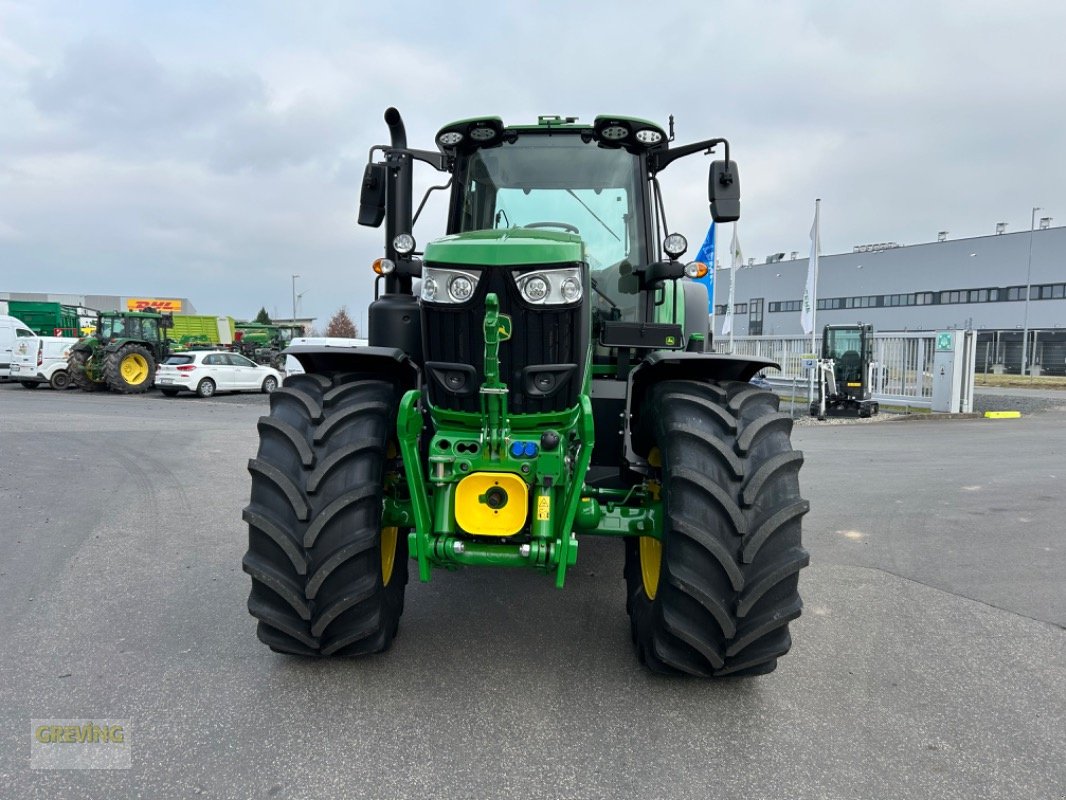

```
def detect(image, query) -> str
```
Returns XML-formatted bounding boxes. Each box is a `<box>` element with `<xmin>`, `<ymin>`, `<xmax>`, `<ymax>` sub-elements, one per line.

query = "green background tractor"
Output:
<box><xmin>234</xmin><ymin>322</ymin><xmax>302</xmax><ymax>368</ymax></box>
<box><xmin>68</xmin><ymin>309</ymin><xmax>173</xmax><ymax>393</ymax></box>
<box><xmin>242</xmin><ymin>109</ymin><xmax>809</xmax><ymax>677</ymax></box>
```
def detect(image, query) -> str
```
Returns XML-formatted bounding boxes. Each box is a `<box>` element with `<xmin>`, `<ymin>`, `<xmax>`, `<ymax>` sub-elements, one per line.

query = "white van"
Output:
<box><xmin>10</xmin><ymin>335</ymin><xmax>80</xmax><ymax>389</ymax></box>
<box><xmin>283</xmin><ymin>336</ymin><xmax>368</xmax><ymax>377</ymax></box>
<box><xmin>0</xmin><ymin>315</ymin><xmax>39</xmax><ymax>381</ymax></box>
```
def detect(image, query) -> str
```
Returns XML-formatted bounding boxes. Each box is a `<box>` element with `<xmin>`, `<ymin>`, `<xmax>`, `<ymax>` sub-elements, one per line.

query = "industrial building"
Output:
<box><xmin>711</xmin><ymin>223</ymin><xmax>1066</xmax><ymax>375</ymax></box>
<box><xmin>0</xmin><ymin>292</ymin><xmax>197</xmax><ymax>315</ymax></box>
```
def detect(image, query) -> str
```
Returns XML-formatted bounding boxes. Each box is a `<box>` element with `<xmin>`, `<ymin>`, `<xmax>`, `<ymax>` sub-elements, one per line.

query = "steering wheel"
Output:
<box><xmin>523</xmin><ymin>221</ymin><xmax>580</xmax><ymax>234</ymax></box>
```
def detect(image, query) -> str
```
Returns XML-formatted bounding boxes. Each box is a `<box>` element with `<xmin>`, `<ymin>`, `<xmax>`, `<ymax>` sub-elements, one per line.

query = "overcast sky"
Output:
<box><xmin>1</xmin><ymin>0</ymin><xmax>1063</xmax><ymax>329</ymax></box>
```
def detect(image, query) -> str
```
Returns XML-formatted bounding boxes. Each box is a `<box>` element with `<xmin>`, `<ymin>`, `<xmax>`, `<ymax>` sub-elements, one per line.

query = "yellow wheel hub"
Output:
<box><xmin>640</xmin><ymin>446</ymin><xmax>663</xmax><ymax>599</ymax></box>
<box><xmin>639</xmin><ymin>536</ymin><xmax>662</xmax><ymax>600</ymax></box>
<box><xmin>380</xmin><ymin>526</ymin><xmax>398</xmax><ymax>586</ymax></box>
<box><xmin>120</xmin><ymin>353</ymin><xmax>149</xmax><ymax>385</ymax></box>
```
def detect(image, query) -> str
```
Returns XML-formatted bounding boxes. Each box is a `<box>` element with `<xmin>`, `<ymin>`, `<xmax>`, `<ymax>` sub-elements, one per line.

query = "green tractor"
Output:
<box><xmin>242</xmin><ymin>109</ymin><xmax>809</xmax><ymax>677</ymax></box>
<box><xmin>68</xmin><ymin>309</ymin><xmax>173</xmax><ymax>393</ymax></box>
<box><xmin>234</xmin><ymin>322</ymin><xmax>302</xmax><ymax>369</ymax></box>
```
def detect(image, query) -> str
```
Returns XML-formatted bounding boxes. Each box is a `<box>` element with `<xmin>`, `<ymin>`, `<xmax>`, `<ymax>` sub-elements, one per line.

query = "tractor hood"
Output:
<box><xmin>424</xmin><ymin>229</ymin><xmax>583</xmax><ymax>267</ymax></box>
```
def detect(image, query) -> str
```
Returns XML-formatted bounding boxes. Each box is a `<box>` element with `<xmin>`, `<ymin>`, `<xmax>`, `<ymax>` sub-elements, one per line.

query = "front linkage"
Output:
<box><xmin>391</xmin><ymin>293</ymin><xmax>659</xmax><ymax>588</ymax></box>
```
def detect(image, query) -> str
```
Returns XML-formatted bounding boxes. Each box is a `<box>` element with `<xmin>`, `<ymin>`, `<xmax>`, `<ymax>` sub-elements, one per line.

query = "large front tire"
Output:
<box><xmin>626</xmin><ymin>379</ymin><xmax>809</xmax><ymax>677</ymax></box>
<box><xmin>242</xmin><ymin>373</ymin><xmax>408</xmax><ymax>656</ymax></box>
<box><xmin>68</xmin><ymin>350</ymin><xmax>104</xmax><ymax>392</ymax></box>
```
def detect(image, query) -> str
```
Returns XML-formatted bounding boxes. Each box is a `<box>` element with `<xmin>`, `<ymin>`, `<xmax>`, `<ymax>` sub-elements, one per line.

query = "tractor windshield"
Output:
<box><xmin>100</xmin><ymin>316</ymin><xmax>129</xmax><ymax>339</ymax></box>
<box><xmin>454</xmin><ymin>136</ymin><xmax>647</xmax><ymax>320</ymax></box>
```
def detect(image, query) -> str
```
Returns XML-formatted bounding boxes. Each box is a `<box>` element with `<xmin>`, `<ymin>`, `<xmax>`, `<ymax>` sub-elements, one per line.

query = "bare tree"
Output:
<box><xmin>325</xmin><ymin>307</ymin><xmax>357</xmax><ymax>338</ymax></box>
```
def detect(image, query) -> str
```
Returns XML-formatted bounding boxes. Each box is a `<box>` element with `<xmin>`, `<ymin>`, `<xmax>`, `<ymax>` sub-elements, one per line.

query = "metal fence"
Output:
<box><xmin>974</xmin><ymin>329</ymin><xmax>1066</xmax><ymax>376</ymax></box>
<box><xmin>721</xmin><ymin>332</ymin><xmax>938</xmax><ymax>408</ymax></box>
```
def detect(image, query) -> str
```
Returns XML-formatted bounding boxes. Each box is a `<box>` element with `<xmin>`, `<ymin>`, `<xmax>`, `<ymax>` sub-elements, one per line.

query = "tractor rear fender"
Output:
<box><xmin>624</xmin><ymin>351</ymin><xmax>778</xmax><ymax>463</ymax></box>
<box><xmin>285</xmin><ymin>345</ymin><xmax>419</xmax><ymax>390</ymax></box>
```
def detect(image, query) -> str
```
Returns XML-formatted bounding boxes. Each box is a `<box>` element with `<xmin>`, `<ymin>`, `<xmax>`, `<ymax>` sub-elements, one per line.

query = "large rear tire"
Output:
<box><xmin>242</xmin><ymin>373</ymin><xmax>408</xmax><ymax>656</ymax></box>
<box><xmin>68</xmin><ymin>350</ymin><xmax>104</xmax><ymax>392</ymax></box>
<box><xmin>625</xmin><ymin>379</ymin><xmax>809</xmax><ymax>677</ymax></box>
<box><xmin>104</xmin><ymin>344</ymin><xmax>155</xmax><ymax>394</ymax></box>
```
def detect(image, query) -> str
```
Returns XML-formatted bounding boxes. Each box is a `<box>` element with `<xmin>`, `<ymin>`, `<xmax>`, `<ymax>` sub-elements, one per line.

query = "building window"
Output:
<box><xmin>1054</xmin><ymin>284</ymin><xmax>1065</xmax><ymax>299</ymax></box>
<box><xmin>769</xmin><ymin>300</ymin><xmax>800</xmax><ymax>313</ymax></box>
<box><xmin>748</xmin><ymin>298</ymin><xmax>764</xmax><ymax>335</ymax></box>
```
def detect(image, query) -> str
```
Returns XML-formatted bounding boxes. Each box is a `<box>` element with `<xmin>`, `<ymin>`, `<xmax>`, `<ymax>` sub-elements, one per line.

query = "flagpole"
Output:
<box><xmin>811</xmin><ymin>198</ymin><xmax>821</xmax><ymax>356</ymax></box>
<box><xmin>710</xmin><ymin>257</ymin><xmax>717</xmax><ymax>348</ymax></box>
<box><xmin>727</xmin><ymin>222</ymin><xmax>739</xmax><ymax>352</ymax></box>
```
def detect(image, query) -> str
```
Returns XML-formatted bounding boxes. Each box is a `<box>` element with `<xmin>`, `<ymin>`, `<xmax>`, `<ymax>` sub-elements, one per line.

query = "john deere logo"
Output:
<box><xmin>497</xmin><ymin>314</ymin><xmax>512</xmax><ymax>341</ymax></box>
<box><xmin>665</xmin><ymin>336</ymin><xmax>676</xmax><ymax>346</ymax></box>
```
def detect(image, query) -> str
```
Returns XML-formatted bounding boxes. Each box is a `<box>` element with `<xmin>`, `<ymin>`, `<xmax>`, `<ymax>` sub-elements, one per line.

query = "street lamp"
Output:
<box><xmin>1021</xmin><ymin>208</ymin><xmax>1039</xmax><ymax>376</ymax></box>
<box><xmin>291</xmin><ymin>274</ymin><xmax>300</xmax><ymax>324</ymax></box>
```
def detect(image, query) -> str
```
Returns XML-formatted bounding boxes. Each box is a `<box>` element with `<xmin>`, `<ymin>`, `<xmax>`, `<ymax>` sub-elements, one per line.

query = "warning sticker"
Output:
<box><xmin>536</xmin><ymin>495</ymin><xmax>551</xmax><ymax>521</ymax></box>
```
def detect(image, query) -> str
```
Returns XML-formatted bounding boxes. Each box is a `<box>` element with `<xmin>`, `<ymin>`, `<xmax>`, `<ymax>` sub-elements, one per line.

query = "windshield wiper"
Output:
<box><xmin>566</xmin><ymin>190</ymin><xmax>620</xmax><ymax>242</ymax></box>
<box><xmin>590</xmin><ymin>278</ymin><xmax>621</xmax><ymax>316</ymax></box>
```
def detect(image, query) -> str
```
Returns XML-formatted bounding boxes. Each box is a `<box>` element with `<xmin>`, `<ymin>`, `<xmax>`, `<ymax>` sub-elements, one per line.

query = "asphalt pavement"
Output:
<box><xmin>0</xmin><ymin>383</ymin><xmax>1063</xmax><ymax>799</ymax></box>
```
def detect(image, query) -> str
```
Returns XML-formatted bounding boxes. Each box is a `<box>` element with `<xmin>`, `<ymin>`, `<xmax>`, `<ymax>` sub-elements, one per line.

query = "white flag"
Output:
<box><xmin>722</xmin><ymin>224</ymin><xmax>742</xmax><ymax>336</ymax></box>
<box><xmin>800</xmin><ymin>200</ymin><xmax>820</xmax><ymax>335</ymax></box>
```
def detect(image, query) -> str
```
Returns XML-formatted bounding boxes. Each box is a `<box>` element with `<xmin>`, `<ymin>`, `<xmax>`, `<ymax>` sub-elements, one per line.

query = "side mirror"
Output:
<box><xmin>708</xmin><ymin>160</ymin><xmax>741</xmax><ymax>222</ymax></box>
<box><xmin>357</xmin><ymin>162</ymin><xmax>388</xmax><ymax>228</ymax></box>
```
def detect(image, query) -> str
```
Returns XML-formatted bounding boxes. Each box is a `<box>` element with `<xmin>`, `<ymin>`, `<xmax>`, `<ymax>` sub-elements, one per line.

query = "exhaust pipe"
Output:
<box><xmin>368</xmin><ymin>107</ymin><xmax>422</xmax><ymax>356</ymax></box>
<box><xmin>384</xmin><ymin>106</ymin><xmax>407</xmax><ymax>150</ymax></box>
<box><xmin>383</xmin><ymin>108</ymin><xmax>413</xmax><ymax>285</ymax></box>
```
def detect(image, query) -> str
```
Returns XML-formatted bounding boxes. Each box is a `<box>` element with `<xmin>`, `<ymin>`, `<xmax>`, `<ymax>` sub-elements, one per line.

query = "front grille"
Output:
<box><xmin>422</xmin><ymin>265</ymin><xmax>587</xmax><ymax>414</ymax></box>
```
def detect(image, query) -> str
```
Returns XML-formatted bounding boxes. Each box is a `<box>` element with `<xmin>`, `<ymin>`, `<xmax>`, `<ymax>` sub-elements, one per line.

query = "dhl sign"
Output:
<box><xmin>126</xmin><ymin>298</ymin><xmax>182</xmax><ymax>313</ymax></box>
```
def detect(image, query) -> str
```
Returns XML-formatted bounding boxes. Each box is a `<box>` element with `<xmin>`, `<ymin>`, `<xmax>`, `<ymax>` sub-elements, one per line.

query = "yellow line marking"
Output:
<box><xmin>984</xmin><ymin>411</ymin><xmax>1021</xmax><ymax>419</ymax></box>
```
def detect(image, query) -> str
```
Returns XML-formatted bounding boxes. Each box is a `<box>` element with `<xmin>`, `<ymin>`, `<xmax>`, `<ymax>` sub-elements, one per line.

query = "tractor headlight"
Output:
<box><xmin>448</xmin><ymin>274</ymin><xmax>475</xmax><ymax>302</ymax></box>
<box><xmin>663</xmin><ymin>233</ymin><xmax>688</xmax><ymax>259</ymax></box>
<box><xmin>560</xmin><ymin>277</ymin><xmax>582</xmax><ymax>303</ymax></box>
<box><xmin>421</xmin><ymin>277</ymin><xmax>439</xmax><ymax>302</ymax></box>
<box><xmin>393</xmin><ymin>233</ymin><xmax>416</xmax><ymax>256</ymax></box>
<box><xmin>515</xmin><ymin>267</ymin><xmax>583</xmax><ymax>305</ymax></box>
<box><xmin>422</xmin><ymin>267</ymin><xmax>480</xmax><ymax>304</ymax></box>
<box><xmin>520</xmin><ymin>275</ymin><xmax>549</xmax><ymax>303</ymax></box>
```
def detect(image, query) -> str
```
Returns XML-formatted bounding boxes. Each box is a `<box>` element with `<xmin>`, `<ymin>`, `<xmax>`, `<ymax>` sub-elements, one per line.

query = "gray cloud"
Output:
<box><xmin>1</xmin><ymin>0</ymin><xmax>1064</xmax><ymax>328</ymax></box>
<box><xmin>29</xmin><ymin>39</ymin><xmax>264</xmax><ymax>151</ymax></box>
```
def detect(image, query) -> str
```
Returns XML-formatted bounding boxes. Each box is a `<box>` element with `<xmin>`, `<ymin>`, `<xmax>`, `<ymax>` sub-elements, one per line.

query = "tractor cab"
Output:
<box><xmin>96</xmin><ymin>311</ymin><xmax>169</xmax><ymax>345</ymax></box>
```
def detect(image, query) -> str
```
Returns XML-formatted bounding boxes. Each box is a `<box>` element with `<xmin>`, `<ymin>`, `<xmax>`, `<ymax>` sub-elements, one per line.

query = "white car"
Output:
<box><xmin>155</xmin><ymin>351</ymin><xmax>281</xmax><ymax>398</ymax></box>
